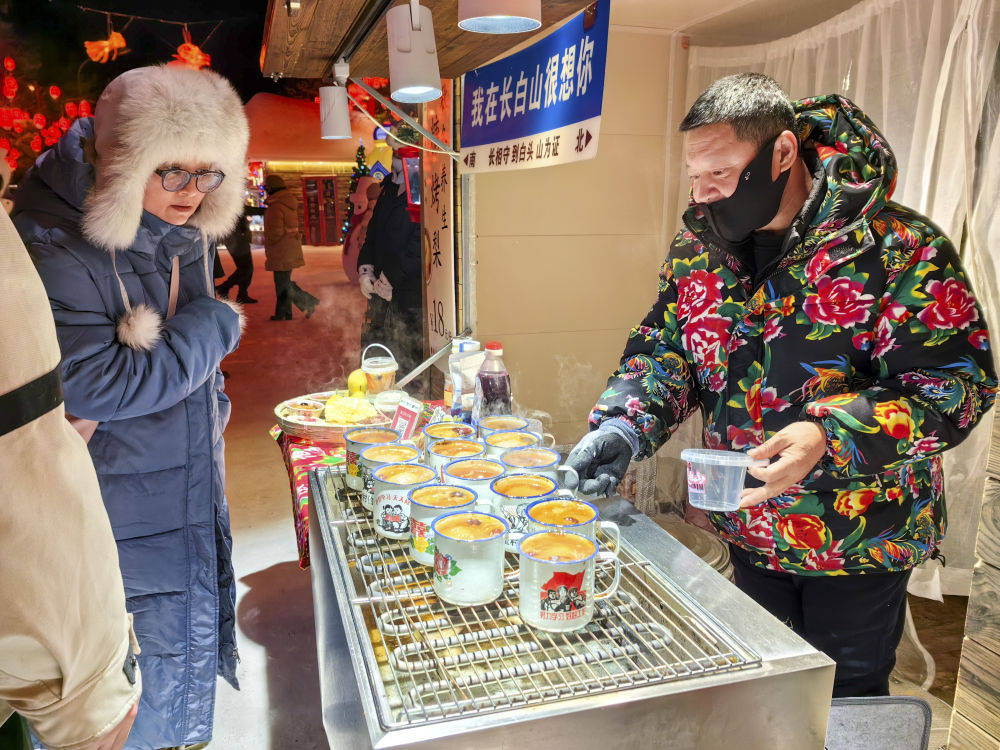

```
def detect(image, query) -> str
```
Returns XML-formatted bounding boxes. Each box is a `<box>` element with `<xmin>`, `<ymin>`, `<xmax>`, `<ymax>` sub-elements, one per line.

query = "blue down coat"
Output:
<box><xmin>12</xmin><ymin>119</ymin><xmax>242</xmax><ymax>748</ymax></box>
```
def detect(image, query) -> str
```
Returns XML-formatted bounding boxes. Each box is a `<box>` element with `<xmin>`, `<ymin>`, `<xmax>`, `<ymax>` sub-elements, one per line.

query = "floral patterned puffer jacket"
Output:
<box><xmin>591</xmin><ymin>95</ymin><xmax>997</xmax><ymax>575</ymax></box>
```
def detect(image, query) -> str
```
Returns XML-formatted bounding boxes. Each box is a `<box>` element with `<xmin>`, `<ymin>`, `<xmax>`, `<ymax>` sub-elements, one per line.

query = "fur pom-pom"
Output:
<box><xmin>217</xmin><ymin>297</ymin><xmax>246</xmax><ymax>334</ymax></box>
<box><xmin>117</xmin><ymin>304</ymin><xmax>163</xmax><ymax>350</ymax></box>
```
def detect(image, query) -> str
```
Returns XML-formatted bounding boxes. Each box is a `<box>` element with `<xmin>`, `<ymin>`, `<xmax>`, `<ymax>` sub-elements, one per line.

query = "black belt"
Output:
<box><xmin>0</xmin><ymin>365</ymin><xmax>64</xmax><ymax>437</ymax></box>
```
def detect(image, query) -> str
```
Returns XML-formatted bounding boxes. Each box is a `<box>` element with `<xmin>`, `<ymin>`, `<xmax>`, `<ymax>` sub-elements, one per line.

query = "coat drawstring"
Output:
<box><xmin>201</xmin><ymin>229</ymin><xmax>213</xmax><ymax>297</ymax></box>
<box><xmin>110</xmin><ymin>248</ymin><xmax>181</xmax><ymax>321</ymax></box>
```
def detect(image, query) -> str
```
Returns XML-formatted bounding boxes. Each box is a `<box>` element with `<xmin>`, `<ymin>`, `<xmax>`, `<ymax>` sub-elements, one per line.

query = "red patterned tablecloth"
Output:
<box><xmin>270</xmin><ymin>425</ymin><xmax>346</xmax><ymax>569</ymax></box>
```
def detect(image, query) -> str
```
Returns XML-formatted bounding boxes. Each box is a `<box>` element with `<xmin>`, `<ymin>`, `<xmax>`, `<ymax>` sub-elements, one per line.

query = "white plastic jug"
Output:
<box><xmin>361</xmin><ymin>343</ymin><xmax>398</xmax><ymax>395</ymax></box>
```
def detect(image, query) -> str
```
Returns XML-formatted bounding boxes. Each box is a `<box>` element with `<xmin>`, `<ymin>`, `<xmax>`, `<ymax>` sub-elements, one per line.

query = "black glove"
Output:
<box><xmin>566</xmin><ymin>426</ymin><xmax>634</xmax><ymax>497</ymax></box>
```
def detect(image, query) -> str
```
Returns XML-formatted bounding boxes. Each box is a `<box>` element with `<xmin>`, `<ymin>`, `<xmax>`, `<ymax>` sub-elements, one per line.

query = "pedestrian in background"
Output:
<box><xmin>217</xmin><ymin>204</ymin><xmax>259</xmax><ymax>304</ymax></box>
<box><xmin>263</xmin><ymin>174</ymin><xmax>318</xmax><ymax>321</ymax></box>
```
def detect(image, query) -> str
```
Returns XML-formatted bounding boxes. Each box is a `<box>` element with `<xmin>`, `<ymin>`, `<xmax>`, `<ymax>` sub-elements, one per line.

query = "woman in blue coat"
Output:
<box><xmin>12</xmin><ymin>66</ymin><xmax>249</xmax><ymax>749</ymax></box>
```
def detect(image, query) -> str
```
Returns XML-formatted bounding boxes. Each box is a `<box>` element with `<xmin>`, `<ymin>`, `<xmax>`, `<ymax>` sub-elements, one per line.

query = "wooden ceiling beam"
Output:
<box><xmin>261</xmin><ymin>0</ymin><xmax>594</xmax><ymax>80</ymax></box>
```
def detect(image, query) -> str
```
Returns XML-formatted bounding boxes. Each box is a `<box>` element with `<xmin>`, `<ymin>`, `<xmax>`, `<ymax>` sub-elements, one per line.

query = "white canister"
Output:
<box><xmin>408</xmin><ymin>485</ymin><xmax>477</xmax><ymax>566</ymax></box>
<box><xmin>359</xmin><ymin>442</ymin><xmax>422</xmax><ymax>512</ymax></box>
<box><xmin>483</xmin><ymin>430</ymin><xmax>542</xmax><ymax>459</ymax></box>
<box><xmin>431</xmin><ymin>511</ymin><xmax>508</xmax><ymax>606</ymax></box>
<box><xmin>442</xmin><ymin>457</ymin><xmax>506</xmax><ymax>507</ymax></box>
<box><xmin>517</xmin><ymin>531</ymin><xmax>620</xmax><ymax>633</ymax></box>
<box><xmin>490</xmin><ymin>473</ymin><xmax>574</xmax><ymax>553</ymax></box>
<box><xmin>344</xmin><ymin>427</ymin><xmax>400</xmax><ymax>490</ymax></box>
<box><xmin>525</xmin><ymin>498</ymin><xmax>621</xmax><ymax>551</ymax></box>
<box><xmin>371</xmin><ymin>463</ymin><xmax>436</xmax><ymax>540</ymax></box>
<box><xmin>501</xmin><ymin>447</ymin><xmax>579</xmax><ymax>489</ymax></box>
<box><xmin>426</xmin><ymin>438</ymin><xmax>486</xmax><ymax>481</ymax></box>
<box><xmin>477</xmin><ymin>414</ymin><xmax>530</xmax><ymax>439</ymax></box>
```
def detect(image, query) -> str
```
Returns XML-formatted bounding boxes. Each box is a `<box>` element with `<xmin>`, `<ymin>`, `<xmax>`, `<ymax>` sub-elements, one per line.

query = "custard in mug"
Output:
<box><xmin>376</xmin><ymin>464</ymin><xmax>436</xmax><ymax>485</ymax></box>
<box><xmin>432</xmin><ymin>439</ymin><xmax>484</xmax><ymax>458</ymax></box>
<box><xmin>364</xmin><ymin>444</ymin><xmax>421</xmax><ymax>463</ymax></box>
<box><xmin>503</xmin><ymin>448</ymin><xmax>559</xmax><ymax>469</ymax></box>
<box><xmin>529</xmin><ymin>499</ymin><xmax>596</xmax><ymax>527</ymax></box>
<box><xmin>493</xmin><ymin>474</ymin><xmax>556</xmax><ymax>498</ymax></box>
<box><xmin>486</xmin><ymin>431</ymin><xmax>536</xmax><ymax>449</ymax></box>
<box><xmin>436</xmin><ymin>512</ymin><xmax>506</xmax><ymax>541</ymax></box>
<box><xmin>411</xmin><ymin>486</ymin><xmax>476</xmax><ymax>508</ymax></box>
<box><xmin>425</xmin><ymin>423</ymin><xmax>476</xmax><ymax>439</ymax></box>
<box><xmin>448</xmin><ymin>459</ymin><xmax>505</xmax><ymax>480</ymax></box>
<box><xmin>479</xmin><ymin>416</ymin><xmax>527</xmax><ymax>432</ymax></box>
<box><xmin>521</xmin><ymin>531</ymin><xmax>596</xmax><ymax>562</ymax></box>
<box><xmin>350</xmin><ymin>428</ymin><xmax>398</xmax><ymax>445</ymax></box>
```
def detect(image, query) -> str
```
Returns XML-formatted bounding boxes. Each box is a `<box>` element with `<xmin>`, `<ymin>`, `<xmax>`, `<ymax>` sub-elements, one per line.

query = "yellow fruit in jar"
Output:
<box><xmin>347</xmin><ymin>368</ymin><xmax>367</xmax><ymax>397</ymax></box>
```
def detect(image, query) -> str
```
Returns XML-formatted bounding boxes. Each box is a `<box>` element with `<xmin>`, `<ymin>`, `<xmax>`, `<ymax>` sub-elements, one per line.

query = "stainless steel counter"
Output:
<box><xmin>308</xmin><ymin>469</ymin><xmax>835</xmax><ymax>749</ymax></box>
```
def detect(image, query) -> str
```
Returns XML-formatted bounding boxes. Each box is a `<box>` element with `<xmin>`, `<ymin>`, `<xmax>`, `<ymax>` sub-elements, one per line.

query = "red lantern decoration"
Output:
<box><xmin>65</xmin><ymin>102</ymin><xmax>78</xmax><ymax>119</ymax></box>
<box><xmin>0</xmin><ymin>109</ymin><xmax>10</xmax><ymax>129</ymax></box>
<box><xmin>30</xmin><ymin>135</ymin><xmax>41</xmax><ymax>153</ymax></box>
<box><xmin>0</xmin><ymin>137</ymin><xmax>9</xmax><ymax>150</ymax></box>
<box><xmin>33</xmin><ymin>113</ymin><xmax>46</xmax><ymax>130</ymax></box>
<box><xmin>49</xmin><ymin>85</ymin><xmax>61</xmax><ymax>100</ymax></box>
<box><xmin>3</xmin><ymin>57</ymin><xmax>14</xmax><ymax>72</ymax></box>
<box><xmin>169</xmin><ymin>27</ymin><xmax>210</xmax><ymax>70</ymax></box>
<box><xmin>85</xmin><ymin>31</ymin><xmax>127</xmax><ymax>64</ymax></box>
<box><xmin>13</xmin><ymin>122</ymin><xmax>23</xmax><ymax>134</ymax></box>
<box><xmin>3</xmin><ymin>75</ymin><xmax>17</xmax><ymax>101</ymax></box>
<box><xmin>78</xmin><ymin>100</ymin><xmax>92</xmax><ymax>118</ymax></box>
<box><xmin>57</xmin><ymin>116</ymin><xmax>70</xmax><ymax>132</ymax></box>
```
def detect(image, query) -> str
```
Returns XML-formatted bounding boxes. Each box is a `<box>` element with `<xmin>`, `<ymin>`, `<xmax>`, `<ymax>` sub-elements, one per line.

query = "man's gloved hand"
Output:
<box><xmin>358</xmin><ymin>265</ymin><xmax>376</xmax><ymax>299</ymax></box>
<box><xmin>566</xmin><ymin>421</ymin><xmax>636</xmax><ymax>497</ymax></box>
<box><xmin>359</xmin><ymin>275</ymin><xmax>376</xmax><ymax>299</ymax></box>
<box><xmin>374</xmin><ymin>273</ymin><xmax>393</xmax><ymax>301</ymax></box>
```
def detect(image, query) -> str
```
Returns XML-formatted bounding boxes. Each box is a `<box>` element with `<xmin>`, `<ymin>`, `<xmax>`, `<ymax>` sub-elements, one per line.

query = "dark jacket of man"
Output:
<box><xmin>357</xmin><ymin>181</ymin><xmax>421</xmax><ymax>309</ymax></box>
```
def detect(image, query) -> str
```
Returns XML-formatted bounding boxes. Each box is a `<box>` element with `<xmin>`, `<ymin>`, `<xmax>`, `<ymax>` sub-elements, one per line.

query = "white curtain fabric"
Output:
<box><xmin>679</xmin><ymin>0</ymin><xmax>1000</xmax><ymax>597</ymax></box>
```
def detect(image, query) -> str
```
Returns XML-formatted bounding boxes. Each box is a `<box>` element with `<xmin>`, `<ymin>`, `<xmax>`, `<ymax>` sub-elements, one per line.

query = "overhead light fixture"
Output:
<box><xmin>319</xmin><ymin>61</ymin><xmax>352</xmax><ymax>139</ymax></box>
<box><xmin>457</xmin><ymin>0</ymin><xmax>541</xmax><ymax>34</ymax></box>
<box><xmin>386</xmin><ymin>0</ymin><xmax>442</xmax><ymax>103</ymax></box>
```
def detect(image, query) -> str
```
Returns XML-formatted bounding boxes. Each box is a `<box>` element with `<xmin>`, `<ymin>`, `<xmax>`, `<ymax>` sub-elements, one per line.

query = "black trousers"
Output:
<box><xmin>729</xmin><ymin>546</ymin><xmax>910</xmax><ymax>697</ymax></box>
<box><xmin>273</xmin><ymin>270</ymin><xmax>318</xmax><ymax>316</ymax></box>
<box><xmin>218</xmin><ymin>252</ymin><xmax>254</xmax><ymax>297</ymax></box>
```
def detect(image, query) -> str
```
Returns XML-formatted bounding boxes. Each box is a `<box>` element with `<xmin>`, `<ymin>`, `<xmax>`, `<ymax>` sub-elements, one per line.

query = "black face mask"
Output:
<box><xmin>696</xmin><ymin>135</ymin><xmax>791</xmax><ymax>245</ymax></box>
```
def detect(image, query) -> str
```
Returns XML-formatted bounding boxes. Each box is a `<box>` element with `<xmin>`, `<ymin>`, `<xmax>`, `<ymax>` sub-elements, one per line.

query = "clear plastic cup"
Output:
<box><xmin>680</xmin><ymin>449</ymin><xmax>769</xmax><ymax>512</ymax></box>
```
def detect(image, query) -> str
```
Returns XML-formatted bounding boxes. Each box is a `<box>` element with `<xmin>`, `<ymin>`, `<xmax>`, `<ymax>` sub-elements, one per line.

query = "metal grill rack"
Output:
<box><xmin>317</xmin><ymin>469</ymin><xmax>761</xmax><ymax>732</ymax></box>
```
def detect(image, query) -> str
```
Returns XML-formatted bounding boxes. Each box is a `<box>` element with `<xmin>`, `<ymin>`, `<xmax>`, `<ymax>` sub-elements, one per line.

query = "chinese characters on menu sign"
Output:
<box><xmin>421</xmin><ymin>79</ymin><xmax>457</xmax><ymax>353</ymax></box>
<box><xmin>459</xmin><ymin>0</ymin><xmax>608</xmax><ymax>174</ymax></box>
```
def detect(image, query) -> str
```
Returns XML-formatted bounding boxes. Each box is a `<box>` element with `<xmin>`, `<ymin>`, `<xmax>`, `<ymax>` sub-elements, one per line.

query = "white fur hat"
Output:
<box><xmin>84</xmin><ymin>65</ymin><xmax>249</xmax><ymax>251</ymax></box>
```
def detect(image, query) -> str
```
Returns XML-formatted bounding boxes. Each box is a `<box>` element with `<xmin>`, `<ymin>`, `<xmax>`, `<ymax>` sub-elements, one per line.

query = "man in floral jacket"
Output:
<box><xmin>567</xmin><ymin>73</ymin><xmax>997</xmax><ymax>697</ymax></box>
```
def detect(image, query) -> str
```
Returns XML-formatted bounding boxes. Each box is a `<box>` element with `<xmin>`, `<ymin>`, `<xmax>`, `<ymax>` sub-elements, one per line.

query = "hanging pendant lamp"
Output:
<box><xmin>457</xmin><ymin>0</ymin><xmax>541</xmax><ymax>34</ymax></box>
<box><xmin>319</xmin><ymin>62</ymin><xmax>353</xmax><ymax>139</ymax></box>
<box><xmin>387</xmin><ymin>1</ymin><xmax>442</xmax><ymax>103</ymax></box>
<box><xmin>319</xmin><ymin>85</ymin><xmax>352</xmax><ymax>139</ymax></box>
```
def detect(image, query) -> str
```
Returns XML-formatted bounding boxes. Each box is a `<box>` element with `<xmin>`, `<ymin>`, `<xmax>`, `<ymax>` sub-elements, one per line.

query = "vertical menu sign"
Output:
<box><xmin>460</xmin><ymin>0</ymin><xmax>609</xmax><ymax>174</ymax></box>
<box><xmin>421</xmin><ymin>79</ymin><xmax>456</xmax><ymax>353</ymax></box>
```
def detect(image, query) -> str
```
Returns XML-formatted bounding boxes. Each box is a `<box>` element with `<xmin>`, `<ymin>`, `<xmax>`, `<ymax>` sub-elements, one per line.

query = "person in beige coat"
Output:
<box><xmin>263</xmin><ymin>174</ymin><xmax>318</xmax><ymax>320</ymax></box>
<box><xmin>0</xmin><ymin>158</ymin><xmax>141</xmax><ymax>749</ymax></box>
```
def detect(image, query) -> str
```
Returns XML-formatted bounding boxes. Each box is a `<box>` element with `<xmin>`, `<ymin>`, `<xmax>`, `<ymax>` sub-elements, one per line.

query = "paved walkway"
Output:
<box><xmin>212</xmin><ymin>246</ymin><xmax>362</xmax><ymax>749</ymax></box>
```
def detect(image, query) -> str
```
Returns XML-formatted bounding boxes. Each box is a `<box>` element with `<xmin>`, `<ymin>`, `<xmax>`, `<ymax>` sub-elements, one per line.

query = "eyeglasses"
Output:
<box><xmin>154</xmin><ymin>168</ymin><xmax>226</xmax><ymax>193</ymax></box>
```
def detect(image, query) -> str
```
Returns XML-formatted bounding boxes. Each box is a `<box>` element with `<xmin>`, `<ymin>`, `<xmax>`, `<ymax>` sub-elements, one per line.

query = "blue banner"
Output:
<box><xmin>460</xmin><ymin>1</ymin><xmax>609</xmax><ymax>172</ymax></box>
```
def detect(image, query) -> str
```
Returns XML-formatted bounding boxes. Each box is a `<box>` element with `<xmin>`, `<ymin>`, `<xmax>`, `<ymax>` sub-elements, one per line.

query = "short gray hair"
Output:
<box><xmin>679</xmin><ymin>73</ymin><xmax>795</xmax><ymax>147</ymax></box>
